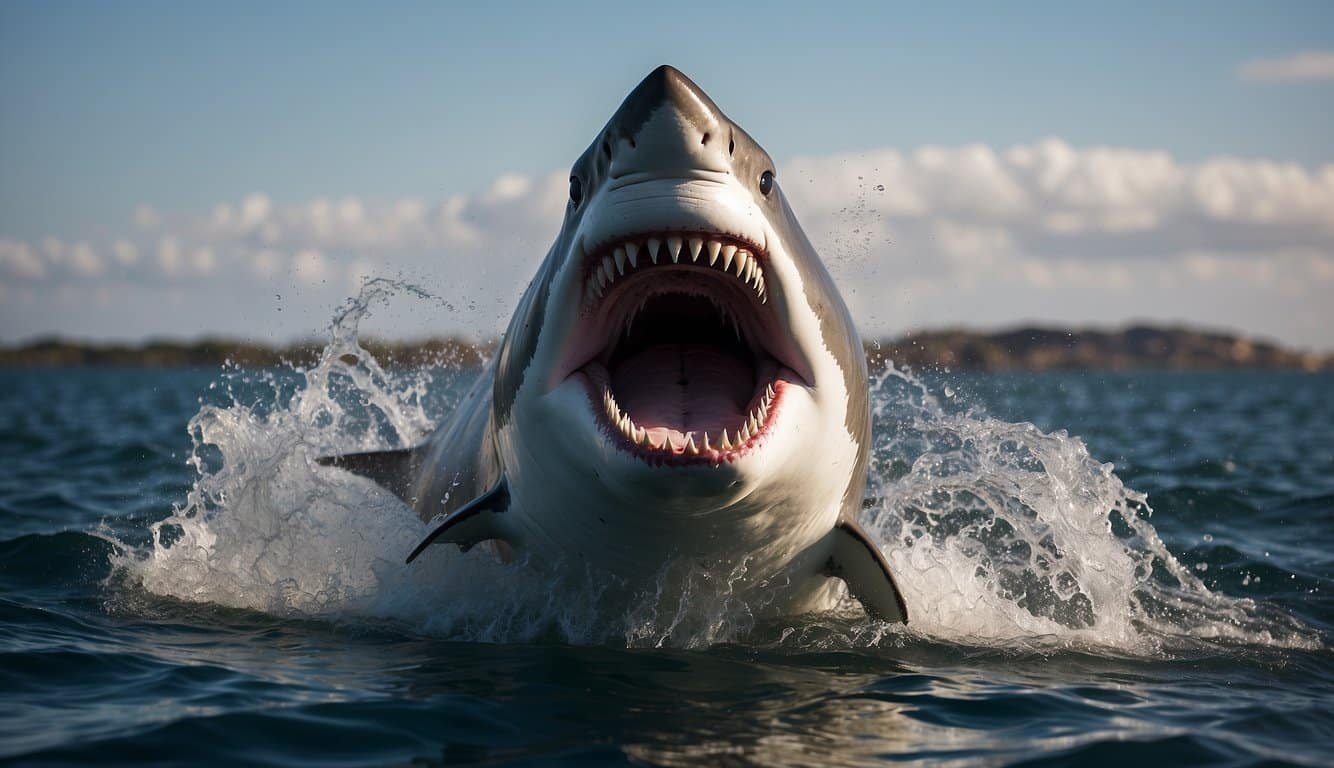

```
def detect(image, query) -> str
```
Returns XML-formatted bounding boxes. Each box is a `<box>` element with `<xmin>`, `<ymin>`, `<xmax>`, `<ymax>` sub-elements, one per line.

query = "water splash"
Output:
<box><xmin>113</xmin><ymin>283</ymin><xmax>1319</xmax><ymax>652</ymax></box>
<box><xmin>853</xmin><ymin>366</ymin><xmax>1319</xmax><ymax>653</ymax></box>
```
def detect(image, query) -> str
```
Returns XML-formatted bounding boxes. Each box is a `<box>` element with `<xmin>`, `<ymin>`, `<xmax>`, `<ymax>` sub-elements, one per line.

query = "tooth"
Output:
<box><xmin>706</xmin><ymin>240</ymin><xmax>722</xmax><ymax>265</ymax></box>
<box><xmin>688</xmin><ymin>238</ymin><xmax>703</xmax><ymax>262</ymax></box>
<box><xmin>746</xmin><ymin>261</ymin><xmax>757</xmax><ymax>285</ymax></box>
<box><xmin>749</xmin><ymin>414</ymin><xmax>760</xmax><ymax>434</ymax></box>
<box><xmin>733</xmin><ymin>429</ymin><xmax>744</xmax><ymax>447</ymax></box>
<box><xmin>613</xmin><ymin>247</ymin><xmax>626</xmax><ymax>275</ymax></box>
<box><xmin>720</xmin><ymin>430</ymin><xmax>732</xmax><ymax>450</ymax></box>
<box><xmin>635</xmin><ymin>425</ymin><xmax>647</xmax><ymax>444</ymax></box>
<box><xmin>685</xmin><ymin>433</ymin><xmax>698</xmax><ymax>454</ymax></box>
<box><xmin>602</xmin><ymin>256</ymin><xmax>615</xmax><ymax>283</ymax></box>
<box><xmin>740</xmin><ymin>423</ymin><xmax>751</xmax><ymax>442</ymax></box>
<box><xmin>720</xmin><ymin>244</ymin><xmax>736</xmax><ymax>272</ymax></box>
<box><xmin>666</xmin><ymin>236</ymin><xmax>682</xmax><ymax>263</ymax></box>
<box><xmin>647</xmin><ymin>238</ymin><xmax>661</xmax><ymax>264</ymax></box>
<box><xmin>625</xmin><ymin>242</ymin><xmax>639</xmax><ymax>268</ymax></box>
<box><xmin>734</xmin><ymin>250</ymin><xmax>748</xmax><ymax>276</ymax></box>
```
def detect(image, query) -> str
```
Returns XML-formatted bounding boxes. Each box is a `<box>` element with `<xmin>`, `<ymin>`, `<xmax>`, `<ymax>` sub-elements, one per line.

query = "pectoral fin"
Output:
<box><xmin>405</xmin><ymin>478</ymin><xmax>512</xmax><ymax>564</ymax></box>
<box><xmin>823</xmin><ymin>518</ymin><xmax>909</xmax><ymax>624</ymax></box>
<box><xmin>316</xmin><ymin>447</ymin><xmax>419</xmax><ymax>506</ymax></box>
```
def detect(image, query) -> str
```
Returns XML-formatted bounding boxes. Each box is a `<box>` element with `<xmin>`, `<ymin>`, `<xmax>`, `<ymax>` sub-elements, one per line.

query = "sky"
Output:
<box><xmin>2</xmin><ymin>1</ymin><xmax>1333</xmax><ymax>348</ymax></box>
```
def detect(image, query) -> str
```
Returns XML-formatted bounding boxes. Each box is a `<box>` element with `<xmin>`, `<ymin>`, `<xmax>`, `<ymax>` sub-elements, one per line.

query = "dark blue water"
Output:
<box><xmin>2</xmin><ymin>346</ymin><xmax>1331</xmax><ymax>765</ymax></box>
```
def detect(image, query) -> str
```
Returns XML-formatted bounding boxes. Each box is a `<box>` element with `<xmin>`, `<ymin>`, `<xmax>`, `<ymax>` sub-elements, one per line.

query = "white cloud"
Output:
<box><xmin>69</xmin><ymin>242</ymin><xmax>103</xmax><ymax>277</ymax></box>
<box><xmin>113</xmin><ymin>239</ymin><xmax>140</xmax><ymax>266</ymax></box>
<box><xmin>0</xmin><ymin>240</ymin><xmax>45</xmax><ymax>279</ymax></box>
<box><xmin>3</xmin><ymin>140</ymin><xmax>1333</xmax><ymax>348</ymax></box>
<box><xmin>251</xmin><ymin>249</ymin><xmax>283</xmax><ymax>279</ymax></box>
<box><xmin>41</xmin><ymin>237</ymin><xmax>65</xmax><ymax>263</ymax></box>
<box><xmin>157</xmin><ymin>236</ymin><xmax>181</xmax><ymax>275</ymax></box>
<box><xmin>1238</xmin><ymin>50</ymin><xmax>1334</xmax><ymax>82</ymax></box>
<box><xmin>346</xmin><ymin>258</ymin><xmax>376</xmax><ymax>290</ymax></box>
<box><xmin>292</xmin><ymin>249</ymin><xmax>327</xmax><ymax>285</ymax></box>
<box><xmin>192</xmin><ymin>247</ymin><xmax>216</xmax><ymax>275</ymax></box>
<box><xmin>786</xmin><ymin>139</ymin><xmax>1334</xmax><ymax>240</ymax></box>
<box><xmin>134</xmin><ymin>205</ymin><xmax>160</xmax><ymax>231</ymax></box>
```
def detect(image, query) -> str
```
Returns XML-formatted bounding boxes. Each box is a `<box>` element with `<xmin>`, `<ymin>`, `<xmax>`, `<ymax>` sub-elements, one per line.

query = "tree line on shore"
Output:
<box><xmin>2</xmin><ymin>325</ymin><xmax>1329</xmax><ymax>372</ymax></box>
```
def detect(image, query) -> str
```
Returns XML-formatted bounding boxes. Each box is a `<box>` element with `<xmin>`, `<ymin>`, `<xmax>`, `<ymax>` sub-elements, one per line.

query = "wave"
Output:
<box><xmin>107</xmin><ymin>279</ymin><xmax>1323</xmax><ymax>653</ymax></box>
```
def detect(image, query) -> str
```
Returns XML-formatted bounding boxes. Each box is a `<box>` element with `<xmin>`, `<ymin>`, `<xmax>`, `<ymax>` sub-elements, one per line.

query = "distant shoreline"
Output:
<box><xmin>1</xmin><ymin>325</ymin><xmax>1329</xmax><ymax>372</ymax></box>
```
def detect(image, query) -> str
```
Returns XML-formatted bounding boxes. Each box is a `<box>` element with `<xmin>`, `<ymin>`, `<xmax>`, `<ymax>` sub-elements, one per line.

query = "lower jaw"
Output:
<box><xmin>575</xmin><ymin>363</ymin><xmax>791</xmax><ymax>466</ymax></box>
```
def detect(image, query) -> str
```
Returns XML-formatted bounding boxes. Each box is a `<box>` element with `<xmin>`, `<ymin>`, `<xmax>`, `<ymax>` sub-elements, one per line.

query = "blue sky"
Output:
<box><xmin>3</xmin><ymin>1</ymin><xmax>1333</xmax><ymax>347</ymax></box>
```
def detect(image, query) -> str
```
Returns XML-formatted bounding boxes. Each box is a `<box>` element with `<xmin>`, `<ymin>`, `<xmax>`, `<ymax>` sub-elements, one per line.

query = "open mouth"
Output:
<box><xmin>564</xmin><ymin>233</ymin><xmax>799</xmax><ymax>464</ymax></box>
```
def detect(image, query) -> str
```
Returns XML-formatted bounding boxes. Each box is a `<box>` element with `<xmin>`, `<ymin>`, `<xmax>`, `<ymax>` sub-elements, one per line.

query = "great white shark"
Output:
<box><xmin>322</xmin><ymin>65</ymin><xmax>908</xmax><ymax>623</ymax></box>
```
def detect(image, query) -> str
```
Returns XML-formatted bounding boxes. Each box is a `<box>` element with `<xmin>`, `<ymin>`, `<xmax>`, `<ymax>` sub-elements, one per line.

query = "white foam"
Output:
<box><xmin>114</xmin><ymin>281</ymin><xmax>1321</xmax><ymax>652</ymax></box>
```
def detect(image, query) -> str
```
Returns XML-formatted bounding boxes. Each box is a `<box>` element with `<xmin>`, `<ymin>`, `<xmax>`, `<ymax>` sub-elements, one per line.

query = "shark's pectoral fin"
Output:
<box><xmin>822</xmin><ymin>518</ymin><xmax>909</xmax><ymax>624</ymax></box>
<box><xmin>316</xmin><ymin>448</ymin><xmax>420</xmax><ymax>506</ymax></box>
<box><xmin>405</xmin><ymin>478</ymin><xmax>512</xmax><ymax>564</ymax></box>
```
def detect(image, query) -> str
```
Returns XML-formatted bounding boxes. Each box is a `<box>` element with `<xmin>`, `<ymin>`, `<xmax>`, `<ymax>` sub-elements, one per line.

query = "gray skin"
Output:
<box><xmin>323</xmin><ymin>66</ymin><xmax>906</xmax><ymax>623</ymax></box>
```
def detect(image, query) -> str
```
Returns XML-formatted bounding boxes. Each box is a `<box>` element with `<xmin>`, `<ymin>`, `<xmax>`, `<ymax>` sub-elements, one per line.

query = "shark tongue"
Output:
<box><xmin>611</xmin><ymin>343</ymin><xmax>753</xmax><ymax>441</ymax></box>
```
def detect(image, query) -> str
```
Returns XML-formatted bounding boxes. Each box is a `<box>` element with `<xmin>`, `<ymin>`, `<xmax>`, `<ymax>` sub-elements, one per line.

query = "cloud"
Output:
<box><xmin>69</xmin><ymin>242</ymin><xmax>103</xmax><ymax>277</ymax></box>
<box><xmin>3</xmin><ymin>140</ymin><xmax>1333</xmax><ymax>348</ymax></box>
<box><xmin>0</xmin><ymin>240</ymin><xmax>45</xmax><ymax>279</ymax></box>
<box><xmin>1238</xmin><ymin>50</ymin><xmax>1334</xmax><ymax>82</ymax></box>
<box><xmin>292</xmin><ymin>249</ymin><xmax>328</xmax><ymax>285</ymax></box>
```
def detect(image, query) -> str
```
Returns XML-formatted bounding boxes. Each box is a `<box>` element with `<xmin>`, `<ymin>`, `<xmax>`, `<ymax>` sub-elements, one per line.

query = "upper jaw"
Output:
<box><xmin>574</xmin><ymin>177</ymin><xmax>770</xmax><ymax>270</ymax></box>
<box><xmin>580</xmin><ymin>233</ymin><xmax>768</xmax><ymax>312</ymax></box>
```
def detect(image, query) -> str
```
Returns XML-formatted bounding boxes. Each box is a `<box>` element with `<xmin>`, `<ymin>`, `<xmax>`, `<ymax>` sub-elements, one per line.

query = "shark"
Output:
<box><xmin>321</xmin><ymin>65</ymin><xmax>907</xmax><ymax>623</ymax></box>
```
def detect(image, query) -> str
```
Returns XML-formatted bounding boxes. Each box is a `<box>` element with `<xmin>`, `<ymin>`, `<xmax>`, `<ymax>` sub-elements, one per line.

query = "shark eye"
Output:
<box><xmin>569</xmin><ymin>176</ymin><xmax>583</xmax><ymax>207</ymax></box>
<box><xmin>759</xmin><ymin>170</ymin><xmax>774</xmax><ymax>196</ymax></box>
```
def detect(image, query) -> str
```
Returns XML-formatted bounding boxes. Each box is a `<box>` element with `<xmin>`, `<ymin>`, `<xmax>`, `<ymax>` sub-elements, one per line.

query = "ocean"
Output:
<box><xmin>1</xmin><ymin>299</ymin><xmax>1330</xmax><ymax>766</ymax></box>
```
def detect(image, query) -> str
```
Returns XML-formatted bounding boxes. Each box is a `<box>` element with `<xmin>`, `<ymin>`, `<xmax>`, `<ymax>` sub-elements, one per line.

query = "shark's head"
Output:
<box><xmin>494</xmin><ymin>66</ymin><xmax>868</xmax><ymax>567</ymax></box>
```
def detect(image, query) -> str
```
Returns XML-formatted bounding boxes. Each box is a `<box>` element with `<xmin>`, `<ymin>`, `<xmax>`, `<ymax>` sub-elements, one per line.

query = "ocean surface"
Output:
<box><xmin>2</xmin><ymin>304</ymin><xmax>1331</xmax><ymax>765</ymax></box>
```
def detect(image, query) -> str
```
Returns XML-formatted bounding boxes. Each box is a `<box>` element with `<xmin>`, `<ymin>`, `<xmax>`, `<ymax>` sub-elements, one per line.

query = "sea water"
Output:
<box><xmin>1</xmin><ymin>284</ymin><xmax>1330</xmax><ymax>765</ymax></box>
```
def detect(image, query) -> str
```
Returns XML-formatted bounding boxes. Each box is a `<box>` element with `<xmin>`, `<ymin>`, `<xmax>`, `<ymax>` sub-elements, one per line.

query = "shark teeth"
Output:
<box><xmin>599</xmin><ymin>380</ymin><xmax>778</xmax><ymax>458</ymax></box>
<box><xmin>583</xmin><ymin>234</ymin><xmax>768</xmax><ymax>311</ymax></box>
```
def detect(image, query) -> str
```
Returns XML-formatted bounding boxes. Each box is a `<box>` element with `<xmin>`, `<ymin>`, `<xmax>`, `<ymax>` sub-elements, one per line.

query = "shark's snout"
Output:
<box><xmin>600</xmin><ymin>65</ymin><xmax>734</xmax><ymax>181</ymax></box>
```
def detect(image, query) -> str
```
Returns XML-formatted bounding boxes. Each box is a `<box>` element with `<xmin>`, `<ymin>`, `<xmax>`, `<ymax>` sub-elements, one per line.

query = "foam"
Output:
<box><xmin>113</xmin><ymin>280</ymin><xmax>1321</xmax><ymax>652</ymax></box>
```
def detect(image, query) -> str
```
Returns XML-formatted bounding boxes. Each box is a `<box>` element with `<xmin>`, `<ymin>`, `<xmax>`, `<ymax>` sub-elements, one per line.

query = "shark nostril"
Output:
<box><xmin>701</xmin><ymin>132</ymin><xmax>711</xmax><ymax>146</ymax></box>
<box><xmin>728</xmin><ymin>137</ymin><xmax>735</xmax><ymax>156</ymax></box>
<box><xmin>602</xmin><ymin>140</ymin><xmax>612</xmax><ymax>160</ymax></box>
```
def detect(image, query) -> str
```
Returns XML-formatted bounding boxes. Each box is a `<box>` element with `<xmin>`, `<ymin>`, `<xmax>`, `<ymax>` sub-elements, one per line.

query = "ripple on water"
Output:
<box><xmin>1</xmin><ymin>283</ymin><xmax>1330</xmax><ymax>766</ymax></box>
